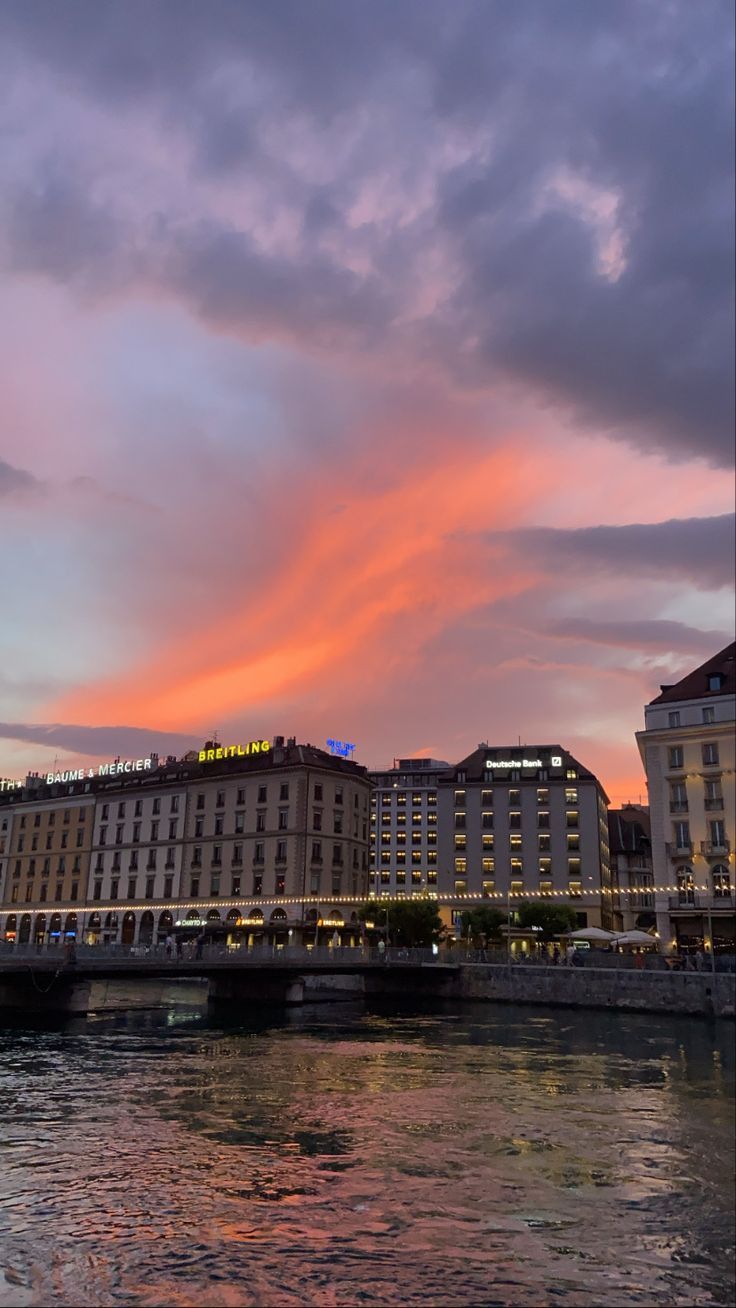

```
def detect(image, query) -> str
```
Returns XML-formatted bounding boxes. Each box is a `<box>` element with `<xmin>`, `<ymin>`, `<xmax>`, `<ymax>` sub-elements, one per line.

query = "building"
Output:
<box><xmin>0</xmin><ymin>783</ymin><xmax>95</xmax><ymax>944</ymax></box>
<box><xmin>368</xmin><ymin>757</ymin><xmax>451</xmax><ymax>897</ymax></box>
<box><xmin>0</xmin><ymin>737</ymin><xmax>372</xmax><ymax>948</ymax></box>
<box><xmin>608</xmin><ymin>805</ymin><xmax>653</xmax><ymax>933</ymax></box>
<box><xmin>636</xmin><ymin>642</ymin><xmax>736</xmax><ymax>955</ymax></box>
<box><xmin>437</xmin><ymin>744</ymin><xmax>612</xmax><ymax>930</ymax></box>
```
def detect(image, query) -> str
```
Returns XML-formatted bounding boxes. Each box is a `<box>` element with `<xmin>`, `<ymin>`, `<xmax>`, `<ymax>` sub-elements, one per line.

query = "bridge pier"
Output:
<box><xmin>208</xmin><ymin>973</ymin><xmax>306</xmax><ymax>1007</ymax></box>
<box><xmin>0</xmin><ymin>973</ymin><xmax>91</xmax><ymax>1014</ymax></box>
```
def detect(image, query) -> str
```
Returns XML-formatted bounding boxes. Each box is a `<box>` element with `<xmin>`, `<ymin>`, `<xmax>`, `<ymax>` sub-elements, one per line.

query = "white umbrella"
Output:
<box><xmin>564</xmin><ymin>927</ymin><xmax>616</xmax><ymax>941</ymax></box>
<box><xmin>612</xmin><ymin>930</ymin><xmax>658</xmax><ymax>947</ymax></box>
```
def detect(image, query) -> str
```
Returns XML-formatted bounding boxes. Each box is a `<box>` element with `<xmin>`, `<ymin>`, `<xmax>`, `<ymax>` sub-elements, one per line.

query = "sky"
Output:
<box><xmin>0</xmin><ymin>0</ymin><xmax>733</xmax><ymax>804</ymax></box>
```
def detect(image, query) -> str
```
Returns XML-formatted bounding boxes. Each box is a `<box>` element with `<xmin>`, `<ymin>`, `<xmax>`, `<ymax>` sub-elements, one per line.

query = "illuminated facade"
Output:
<box><xmin>0</xmin><ymin>738</ymin><xmax>372</xmax><ymax>946</ymax></box>
<box><xmin>608</xmin><ymin>805</ymin><xmax>653</xmax><ymax>933</ymax></box>
<box><xmin>437</xmin><ymin>744</ymin><xmax>611</xmax><ymax>930</ymax></box>
<box><xmin>636</xmin><ymin>643</ymin><xmax>736</xmax><ymax>954</ymax></box>
<box><xmin>368</xmin><ymin>758</ymin><xmax>451</xmax><ymax>898</ymax></box>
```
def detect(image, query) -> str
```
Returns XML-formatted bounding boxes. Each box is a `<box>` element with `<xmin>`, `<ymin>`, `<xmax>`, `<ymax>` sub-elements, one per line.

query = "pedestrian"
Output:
<box><xmin>195</xmin><ymin>932</ymin><xmax>205</xmax><ymax>960</ymax></box>
<box><xmin>695</xmin><ymin>948</ymin><xmax>705</xmax><ymax>972</ymax></box>
<box><xmin>175</xmin><ymin>935</ymin><xmax>183</xmax><ymax>960</ymax></box>
<box><xmin>565</xmin><ymin>944</ymin><xmax>576</xmax><ymax>966</ymax></box>
<box><xmin>377</xmin><ymin>938</ymin><xmax>386</xmax><ymax>961</ymax></box>
<box><xmin>165</xmin><ymin>934</ymin><xmax>174</xmax><ymax>959</ymax></box>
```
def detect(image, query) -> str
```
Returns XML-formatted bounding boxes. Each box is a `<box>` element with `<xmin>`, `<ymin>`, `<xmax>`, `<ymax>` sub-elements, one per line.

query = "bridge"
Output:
<box><xmin>0</xmin><ymin>943</ymin><xmax>460</xmax><ymax>1013</ymax></box>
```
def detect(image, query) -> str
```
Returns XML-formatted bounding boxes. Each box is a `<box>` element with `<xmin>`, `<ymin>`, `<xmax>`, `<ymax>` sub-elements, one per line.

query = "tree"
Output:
<box><xmin>357</xmin><ymin>899</ymin><xmax>443</xmax><ymax>946</ymax></box>
<box><xmin>460</xmin><ymin>906</ymin><xmax>507</xmax><ymax>947</ymax></box>
<box><xmin>515</xmin><ymin>900</ymin><xmax>578</xmax><ymax>940</ymax></box>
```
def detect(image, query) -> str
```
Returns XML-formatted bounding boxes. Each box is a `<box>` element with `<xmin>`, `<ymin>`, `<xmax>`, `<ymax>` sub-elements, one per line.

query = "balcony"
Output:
<box><xmin>666</xmin><ymin>841</ymin><xmax>693</xmax><ymax>859</ymax></box>
<box><xmin>669</xmin><ymin>801</ymin><xmax>689</xmax><ymax>813</ymax></box>
<box><xmin>701</xmin><ymin>839</ymin><xmax>730</xmax><ymax>856</ymax></box>
<box><xmin>704</xmin><ymin>797</ymin><xmax>724</xmax><ymax>811</ymax></box>
<box><xmin>669</xmin><ymin>893</ymin><xmax>734</xmax><ymax>912</ymax></box>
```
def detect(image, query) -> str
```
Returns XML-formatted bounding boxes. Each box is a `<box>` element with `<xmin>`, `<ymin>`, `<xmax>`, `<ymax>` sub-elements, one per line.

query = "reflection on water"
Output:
<box><xmin>0</xmin><ymin>998</ymin><xmax>733</xmax><ymax>1307</ymax></box>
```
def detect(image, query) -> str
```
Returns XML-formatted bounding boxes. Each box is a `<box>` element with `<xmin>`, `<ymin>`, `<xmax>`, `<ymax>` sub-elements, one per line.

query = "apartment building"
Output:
<box><xmin>636</xmin><ymin>643</ymin><xmax>735</xmax><ymax>953</ymax></box>
<box><xmin>608</xmin><ymin>805</ymin><xmax>653</xmax><ymax>933</ymax></box>
<box><xmin>0</xmin><ymin>786</ymin><xmax>95</xmax><ymax>943</ymax></box>
<box><xmin>368</xmin><ymin>757</ymin><xmax>450</xmax><ymax>897</ymax></box>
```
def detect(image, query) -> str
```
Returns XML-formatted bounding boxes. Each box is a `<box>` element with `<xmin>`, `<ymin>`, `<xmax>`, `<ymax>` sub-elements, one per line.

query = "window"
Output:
<box><xmin>234</xmin><ymin>812</ymin><xmax>245</xmax><ymax>834</ymax></box>
<box><xmin>190</xmin><ymin>878</ymin><xmax>199</xmax><ymax>898</ymax></box>
<box><xmin>454</xmin><ymin>789</ymin><xmax>465</xmax><ymax>806</ymax></box>
<box><xmin>110</xmin><ymin>878</ymin><xmax>119</xmax><ymax>900</ymax></box>
<box><xmin>508</xmin><ymin>790</ymin><xmax>520</xmax><ymax>806</ymax></box>
<box><xmin>232</xmin><ymin>843</ymin><xmax>243</xmax><ymax>864</ymax></box>
<box><xmin>454</xmin><ymin>879</ymin><xmax>467</xmax><ymax>895</ymax></box>
<box><xmin>196</xmin><ymin>793</ymin><xmax>205</xmax><ymax>811</ymax></box>
<box><xmin>564</xmin><ymin>788</ymin><xmax>578</xmax><ymax>805</ymax></box>
<box><xmin>454</xmin><ymin>857</ymin><xmax>467</xmax><ymax>874</ymax></box>
<box><xmin>152</xmin><ymin>798</ymin><xmax>161</xmax><ymax>815</ymax></box>
<box><xmin>677</xmin><ymin>870</ymin><xmax>694</xmax><ymax>904</ymax></box>
<box><xmin>257</xmin><ymin>785</ymin><xmax>267</xmax><ymax>804</ymax></box>
<box><xmin>335</xmin><ymin>787</ymin><xmax>343</xmax><ymax>806</ymax></box>
<box><xmin>332</xmin><ymin>843</ymin><xmax>343</xmax><ymax>866</ymax></box>
<box><xmin>704</xmin><ymin>780</ymin><xmax>723</xmax><ymax>809</ymax></box>
<box><xmin>509</xmin><ymin>812</ymin><xmax>521</xmax><ymax>830</ymax></box>
<box><xmin>276</xmin><ymin>840</ymin><xmax>287</xmax><ymax>862</ymax></box>
<box><xmin>101</xmin><ymin>805</ymin><xmax>109</xmax><ymax>821</ymax></box>
<box><xmin>254</xmin><ymin>843</ymin><xmax>264</xmax><ymax>864</ymax></box>
<box><xmin>212</xmin><ymin>845</ymin><xmax>222</xmax><ymax>865</ymax></box>
<box><xmin>192</xmin><ymin>846</ymin><xmax>202</xmax><ymax>867</ymax></box>
<box><xmin>170</xmin><ymin>796</ymin><xmax>179</xmax><ymax>814</ymax></box>
<box><xmin>214</xmin><ymin>816</ymin><xmax>224</xmax><ymax>836</ymax></box>
<box><xmin>164</xmin><ymin>876</ymin><xmax>173</xmax><ymax>898</ymax></box>
<box><xmin>98</xmin><ymin>827</ymin><xmax>107</xmax><ymax>847</ymax></box>
<box><xmin>566</xmin><ymin>811</ymin><xmax>579</xmax><ymax>829</ymax></box>
<box><xmin>145</xmin><ymin>877</ymin><xmax>155</xmax><ymax>898</ymax></box>
<box><xmin>54</xmin><ymin>883</ymin><xmax>63</xmax><ymax>902</ymax></box>
<box><xmin>134</xmin><ymin>801</ymin><xmax>142</xmax><ymax>818</ymax></box>
<box><xmin>151</xmin><ymin>821</ymin><xmax>159</xmax><ymax>842</ymax></box>
<box><xmin>712</xmin><ymin>866</ymin><xmax>731</xmax><ymax>898</ymax></box>
<box><xmin>673</xmin><ymin>821</ymin><xmax>690</xmax><ymax>849</ymax></box>
<box><xmin>237</xmin><ymin>788</ymin><xmax>245</xmax><ymax>806</ymax></box>
<box><xmin>537</xmin><ymin>810</ymin><xmax>550</xmax><ymax>829</ymax></box>
<box><xmin>668</xmin><ymin>745</ymin><xmax>684</xmax><ymax>769</ymax></box>
<box><xmin>168</xmin><ymin>820</ymin><xmax>177</xmax><ymax>839</ymax></box>
<box><xmin>194</xmin><ymin>818</ymin><xmax>204</xmax><ymax>838</ymax></box>
<box><xmin>538</xmin><ymin>857</ymin><xmax>552</xmax><ymax>877</ymax></box>
<box><xmin>256</xmin><ymin>812</ymin><xmax>266</xmax><ymax>833</ymax></box>
<box><xmin>127</xmin><ymin>878</ymin><xmax>137</xmax><ymax>899</ymax></box>
<box><xmin>482</xmin><ymin>857</ymin><xmax>495</xmax><ymax>875</ymax></box>
<box><xmin>482</xmin><ymin>834</ymin><xmax>494</xmax><ymax>850</ymax></box>
<box><xmin>509</xmin><ymin>833</ymin><xmax>522</xmax><ymax>849</ymax></box>
<box><xmin>708</xmin><ymin>673</ymin><xmax>724</xmax><ymax>691</ymax></box>
<box><xmin>567</xmin><ymin>834</ymin><xmax>580</xmax><ymax>851</ymax></box>
<box><xmin>146</xmin><ymin>850</ymin><xmax>157</xmax><ymax>871</ymax></box>
<box><xmin>275</xmin><ymin>874</ymin><xmax>285</xmax><ymax>896</ymax></box>
<box><xmin>231</xmin><ymin>875</ymin><xmax>241</xmax><ymax>896</ymax></box>
<box><xmin>482</xmin><ymin>811</ymin><xmax>494</xmax><ymax>829</ymax></box>
<box><xmin>702</xmin><ymin>742</ymin><xmax>719</xmax><ymax>766</ymax></box>
<box><xmin>536</xmin><ymin>788</ymin><xmax>548</xmax><ymax>805</ymax></box>
<box><xmin>670</xmin><ymin>782</ymin><xmax>688</xmax><ymax>812</ymax></box>
<box><xmin>63</xmin><ymin>810</ymin><xmax>71</xmax><ymax>825</ymax></box>
<box><xmin>115</xmin><ymin>825</ymin><xmax>124</xmax><ymax>845</ymax></box>
<box><xmin>132</xmin><ymin>824</ymin><xmax>141</xmax><ymax>843</ymax></box>
<box><xmin>216</xmin><ymin>791</ymin><xmax>225</xmax><ymax>808</ymax></box>
<box><xmin>252</xmin><ymin>874</ymin><xmax>262</xmax><ymax>896</ymax></box>
<box><xmin>211</xmin><ymin>876</ymin><xmax>220</xmax><ymax>897</ymax></box>
<box><xmin>702</xmin><ymin>707</ymin><xmax>715</xmax><ymax>724</ymax></box>
<box><xmin>129</xmin><ymin>852</ymin><xmax>138</xmax><ymax>871</ymax></box>
<box><xmin>279</xmin><ymin>783</ymin><xmax>289</xmax><ymax>802</ymax></box>
<box><xmin>668</xmin><ymin>711</ymin><xmax>680</xmax><ymax>728</ymax></box>
<box><xmin>568</xmin><ymin>858</ymin><xmax>581</xmax><ymax>877</ymax></box>
<box><xmin>39</xmin><ymin>884</ymin><xmax>47</xmax><ymax>902</ymax></box>
<box><xmin>313</xmin><ymin>810</ymin><xmax>322</xmax><ymax>831</ymax></box>
<box><xmin>454</xmin><ymin>834</ymin><xmax>467</xmax><ymax>850</ymax></box>
<box><xmin>314</xmin><ymin>783</ymin><xmax>323</xmax><ymax>802</ymax></box>
<box><xmin>709</xmin><ymin>820</ymin><xmax>726</xmax><ymax>848</ymax></box>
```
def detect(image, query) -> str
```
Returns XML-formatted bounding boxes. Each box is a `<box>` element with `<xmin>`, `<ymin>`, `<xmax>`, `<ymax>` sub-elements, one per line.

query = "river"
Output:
<box><xmin>0</xmin><ymin>995</ymin><xmax>733</xmax><ymax>1307</ymax></box>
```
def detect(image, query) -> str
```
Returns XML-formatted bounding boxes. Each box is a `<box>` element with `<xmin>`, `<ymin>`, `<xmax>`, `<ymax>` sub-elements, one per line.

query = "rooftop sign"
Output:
<box><xmin>46</xmin><ymin>758</ymin><xmax>154</xmax><ymax>785</ymax></box>
<box><xmin>198</xmin><ymin>741</ymin><xmax>270</xmax><ymax>763</ymax></box>
<box><xmin>0</xmin><ymin>779</ymin><xmax>23</xmax><ymax>793</ymax></box>
<box><xmin>327</xmin><ymin>738</ymin><xmax>355</xmax><ymax>758</ymax></box>
<box><xmin>485</xmin><ymin>758</ymin><xmax>543</xmax><ymax>769</ymax></box>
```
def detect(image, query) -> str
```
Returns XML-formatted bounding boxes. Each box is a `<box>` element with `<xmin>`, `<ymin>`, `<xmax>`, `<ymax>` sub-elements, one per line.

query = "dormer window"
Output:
<box><xmin>708</xmin><ymin>673</ymin><xmax>724</xmax><ymax>692</ymax></box>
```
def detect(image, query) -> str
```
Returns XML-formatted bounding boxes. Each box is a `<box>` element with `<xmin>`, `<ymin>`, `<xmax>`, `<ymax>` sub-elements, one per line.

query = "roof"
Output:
<box><xmin>608</xmin><ymin>805</ymin><xmax>651</xmax><ymax>854</ymax></box>
<box><xmin>649</xmin><ymin>642</ymin><xmax>736</xmax><ymax>705</ymax></box>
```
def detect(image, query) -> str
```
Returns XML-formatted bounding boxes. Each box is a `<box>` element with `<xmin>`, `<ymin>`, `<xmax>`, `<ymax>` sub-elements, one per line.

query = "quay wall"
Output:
<box><xmin>455</xmin><ymin>963</ymin><xmax>735</xmax><ymax>1018</ymax></box>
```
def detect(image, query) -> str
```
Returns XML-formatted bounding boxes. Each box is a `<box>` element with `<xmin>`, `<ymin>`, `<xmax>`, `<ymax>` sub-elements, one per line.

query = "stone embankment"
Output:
<box><xmin>456</xmin><ymin>962</ymin><xmax>735</xmax><ymax>1017</ymax></box>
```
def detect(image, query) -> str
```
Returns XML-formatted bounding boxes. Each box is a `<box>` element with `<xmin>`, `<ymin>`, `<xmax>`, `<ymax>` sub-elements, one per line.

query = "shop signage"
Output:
<box><xmin>198</xmin><ymin>740</ymin><xmax>270</xmax><ymax>763</ymax></box>
<box><xmin>327</xmin><ymin>738</ymin><xmax>355</xmax><ymax>758</ymax></box>
<box><xmin>485</xmin><ymin>758</ymin><xmax>543</xmax><ymax>769</ymax></box>
<box><xmin>46</xmin><ymin>757</ymin><xmax>154</xmax><ymax>784</ymax></box>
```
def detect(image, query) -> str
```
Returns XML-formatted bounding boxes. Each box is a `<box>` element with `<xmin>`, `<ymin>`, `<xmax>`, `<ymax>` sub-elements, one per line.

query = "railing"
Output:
<box><xmin>669</xmin><ymin>892</ymin><xmax>734</xmax><ymax>910</ymax></box>
<box><xmin>704</xmin><ymin>798</ymin><xmax>724</xmax><ymax>811</ymax></box>
<box><xmin>701</xmin><ymin>839</ymin><xmax>730</xmax><ymax>856</ymax></box>
<box><xmin>666</xmin><ymin>841</ymin><xmax>693</xmax><ymax>857</ymax></box>
<box><xmin>0</xmin><ymin>941</ymin><xmax>442</xmax><ymax>968</ymax></box>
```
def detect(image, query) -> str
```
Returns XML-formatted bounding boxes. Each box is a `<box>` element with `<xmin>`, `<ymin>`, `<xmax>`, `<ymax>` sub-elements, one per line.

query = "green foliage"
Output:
<box><xmin>460</xmin><ymin>906</ymin><xmax>507</xmax><ymax>945</ymax></box>
<box><xmin>357</xmin><ymin>899</ymin><xmax>443</xmax><ymax>946</ymax></box>
<box><xmin>515</xmin><ymin>899</ymin><xmax>578</xmax><ymax>940</ymax></box>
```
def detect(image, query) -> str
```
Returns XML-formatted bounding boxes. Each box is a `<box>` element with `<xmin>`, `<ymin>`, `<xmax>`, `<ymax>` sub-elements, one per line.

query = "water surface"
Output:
<box><xmin>0</xmin><ymin>998</ymin><xmax>733</xmax><ymax>1307</ymax></box>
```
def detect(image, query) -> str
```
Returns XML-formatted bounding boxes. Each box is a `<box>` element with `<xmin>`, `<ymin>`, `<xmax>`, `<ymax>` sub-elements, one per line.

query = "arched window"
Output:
<box><xmin>712</xmin><ymin>865</ymin><xmax>731</xmax><ymax>898</ymax></box>
<box><xmin>206</xmin><ymin>909</ymin><xmax>221</xmax><ymax>922</ymax></box>
<box><xmin>139</xmin><ymin>911</ymin><xmax>155</xmax><ymax>945</ymax></box>
<box><xmin>677</xmin><ymin>868</ymin><xmax>695</xmax><ymax>904</ymax></box>
<box><xmin>19</xmin><ymin>914</ymin><xmax>32</xmax><ymax>944</ymax></box>
<box><xmin>158</xmin><ymin>910</ymin><xmax>173</xmax><ymax>934</ymax></box>
<box><xmin>49</xmin><ymin>913</ymin><xmax>62</xmax><ymax>938</ymax></box>
<box><xmin>4</xmin><ymin>914</ymin><xmax>17</xmax><ymax>941</ymax></box>
<box><xmin>270</xmin><ymin>908</ymin><xmax>287</xmax><ymax>923</ymax></box>
<box><xmin>64</xmin><ymin>912</ymin><xmax>78</xmax><ymax>938</ymax></box>
<box><xmin>121</xmin><ymin>912</ymin><xmax>136</xmax><ymax>945</ymax></box>
<box><xmin>226</xmin><ymin>909</ymin><xmax>240</xmax><ymax>923</ymax></box>
<box><xmin>34</xmin><ymin>913</ymin><xmax>47</xmax><ymax>943</ymax></box>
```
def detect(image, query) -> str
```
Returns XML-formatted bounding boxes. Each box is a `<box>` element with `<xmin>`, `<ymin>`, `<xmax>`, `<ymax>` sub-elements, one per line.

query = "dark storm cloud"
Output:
<box><xmin>502</xmin><ymin>514</ymin><xmax>736</xmax><ymax>590</ymax></box>
<box><xmin>0</xmin><ymin>0</ymin><xmax>732</xmax><ymax>462</ymax></box>
<box><xmin>0</xmin><ymin>722</ymin><xmax>199</xmax><ymax>758</ymax></box>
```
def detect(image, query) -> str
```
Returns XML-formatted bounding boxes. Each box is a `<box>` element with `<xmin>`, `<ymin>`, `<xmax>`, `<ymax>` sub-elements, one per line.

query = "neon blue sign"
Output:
<box><xmin>327</xmin><ymin>738</ymin><xmax>355</xmax><ymax>758</ymax></box>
